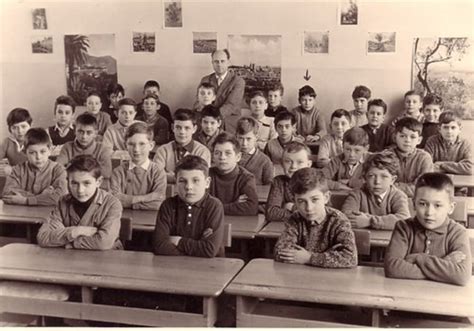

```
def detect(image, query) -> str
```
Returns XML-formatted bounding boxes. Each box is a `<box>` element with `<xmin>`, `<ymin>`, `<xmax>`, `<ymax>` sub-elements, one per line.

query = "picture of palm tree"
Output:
<box><xmin>64</xmin><ymin>34</ymin><xmax>117</xmax><ymax>105</ymax></box>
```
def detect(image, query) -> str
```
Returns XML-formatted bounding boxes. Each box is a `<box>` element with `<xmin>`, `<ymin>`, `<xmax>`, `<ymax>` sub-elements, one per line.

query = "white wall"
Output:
<box><xmin>1</xmin><ymin>0</ymin><xmax>473</xmax><ymax>139</ymax></box>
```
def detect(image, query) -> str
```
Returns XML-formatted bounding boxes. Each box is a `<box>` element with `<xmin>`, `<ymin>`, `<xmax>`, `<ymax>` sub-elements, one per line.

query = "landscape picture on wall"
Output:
<box><xmin>367</xmin><ymin>32</ymin><xmax>396</xmax><ymax>53</ymax></box>
<box><xmin>164</xmin><ymin>0</ymin><xmax>183</xmax><ymax>28</ymax></box>
<box><xmin>193</xmin><ymin>32</ymin><xmax>217</xmax><ymax>53</ymax></box>
<box><xmin>32</xmin><ymin>8</ymin><xmax>48</xmax><ymax>30</ymax></box>
<box><xmin>132</xmin><ymin>32</ymin><xmax>155</xmax><ymax>53</ymax></box>
<box><xmin>228</xmin><ymin>34</ymin><xmax>281</xmax><ymax>96</ymax></box>
<box><xmin>412</xmin><ymin>37</ymin><xmax>473</xmax><ymax>119</ymax></box>
<box><xmin>64</xmin><ymin>34</ymin><xmax>117</xmax><ymax>105</ymax></box>
<box><xmin>32</xmin><ymin>35</ymin><xmax>52</xmax><ymax>53</ymax></box>
<box><xmin>304</xmin><ymin>31</ymin><xmax>329</xmax><ymax>54</ymax></box>
<box><xmin>339</xmin><ymin>0</ymin><xmax>358</xmax><ymax>25</ymax></box>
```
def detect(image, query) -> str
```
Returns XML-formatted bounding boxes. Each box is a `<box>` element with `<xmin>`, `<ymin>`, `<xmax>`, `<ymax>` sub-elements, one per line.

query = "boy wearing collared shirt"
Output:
<box><xmin>37</xmin><ymin>155</ymin><xmax>123</xmax><ymax>250</ymax></box>
<box><xmin>391</xmin><ymin>90</ymin><xmax>425</xmax><ymax>126</ymax></box>
<box><xmin>103</xmin><ymin>98</ymin><xmax>139</xmax><ymax>151</ymax></box>
<box><xmin>265</xmin><ymin>83</ymin><xmax>288</xmax><ymax>118</ymax></box>
<box><xmin>193</xmin><ymin>105</ymin><xmax>223</xmax><ymax>151</ymax></box>
<box><xmin>111</xmin><ymin>122</ymin><xmax>166</xmax><ymax>210</ymax></box>
<box><xmin>361</xmin><ymin>99</ymin><xmax>395</xmax><ymax>152</ymax></box>
<box><xmin>153</xmin><ymin>108</ymin><xmax>211</xmax><ymax>184</ymax></box>
<box><xmin>274</xmin><ymin>168</ymin><xmax>357</xmax><ymax>268</ymax></box>
<box><xmin>425</xmin><ymin>111</ymin><xmax>472</xmax><ymax>175</ymax></box>
<box><xmin>3</xmin><ymin>128</ymin><xmax>67</xmax><ymax>206</ymax></box>
<box><xmin>385</xmin><ymin>172</ymin><xmax>471</xmax><ymax>286</ymax></box>
<box><xmin>349</xmin><ymin>85</ymin><xmax>371</xmax><ymax>127</ymax></box>
<box><xmin>317</xmin><ymin>109</ymin><xmax>352</xmax><ymax>168</ymax></box>
<box><xmin>341</xmin><ymin>150</ymin><xmax>410</xmax><ymax>230</ymax></box>
<box><xmin>136</xmin><ymin>80</ymin><xmax>173</xmax><ymax>127</ymax></box>
<box><xmin>136</xmin><ymin>94</ymin><xmax>170</xmax><ymax>147</ymax></box>
<box><xmin>48</xmin><ymin>95</ymin><xmax>76</xmax><ymax>147</ymax></box>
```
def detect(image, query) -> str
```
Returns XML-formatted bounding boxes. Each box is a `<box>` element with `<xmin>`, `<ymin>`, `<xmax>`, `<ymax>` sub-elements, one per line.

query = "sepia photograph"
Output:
<box><xmin>193</xmin><ymin>32</ymin><xmax>217</xmax><ymax>53</ymax></box>
<box><xmin>32</xmin><ymin>8</ymin><xmax>47</xmax><ymax>29</ymax></box>
<box><xmin>31</xmin><ymin>35</ymin><xmax>52</xmax><ymax>53</ymax></box>
<box><xmin>163</xmin><ymin>0</ymin><xmax>182</xmax><ymax>28</ymax></box>
<box><xmin>132</xmin><ymin>32</ymin><xmax>156</xmax><ymax>53</ymax></box>
<box><xmin>367</xmin><ymin>32</ymin><xmax>396</xmax><ymax>53</ymax></box>
<box><xmin>304</xmin><ymin>31</ymin><xmax>329</xmax><ymax>54</ymax></box>
<box><xmin>339</xmin><ymin>0</ymin><xmax>358</xmax><ymax>25</ymax></box>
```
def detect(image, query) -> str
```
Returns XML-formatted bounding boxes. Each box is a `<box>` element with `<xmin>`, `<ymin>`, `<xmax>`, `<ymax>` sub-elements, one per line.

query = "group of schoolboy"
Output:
<box><xmin>1</xmin><ymin>76</ymin><xmax>472</xmax><ymax>312</ymax></box>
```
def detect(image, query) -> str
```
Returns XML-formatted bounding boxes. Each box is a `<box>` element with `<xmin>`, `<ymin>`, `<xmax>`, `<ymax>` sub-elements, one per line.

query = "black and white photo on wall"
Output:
<box><xmin>32</xmin><ymin>8</ymin><xmax>47</xmax><ymax>29</ymax></box>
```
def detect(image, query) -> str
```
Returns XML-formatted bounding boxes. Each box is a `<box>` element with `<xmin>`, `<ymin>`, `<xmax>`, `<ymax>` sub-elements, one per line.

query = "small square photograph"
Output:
<box><xmin>193</xmin><ymin>32</ymin><xmax>217</xmax><ymax>53</ymax></box>
<box><xmin>304</xmin><ymin>31</ymin><xmax>329</xmax><ymax>54</ymax></box>
<box><xmin>367</xmin><ymin>32</ymin><xmax>396</xmax><ymax>53</ymax></box>
<box><xmin>32</xmin><ymin>8</ymin><xmax>48</xmax><ymax>30</ymax></box>
<box><xmin>164</xmin><ymin>0</ymin><xmax>183</xmax><ymax>28</ymax></box>
<box><xmin>31</xmin><ymin>35</ymin><xmax>53</xmax><ymax>53</ymax></box>
<box><xmin>339</xmin><ymin>0</ymin><xmax>358</xmax><ymax>25</ymax></box>
<box><xmin>132</xmin><ymin>32</ymin><xmax>156</xmax><ymax>53</ymax></box>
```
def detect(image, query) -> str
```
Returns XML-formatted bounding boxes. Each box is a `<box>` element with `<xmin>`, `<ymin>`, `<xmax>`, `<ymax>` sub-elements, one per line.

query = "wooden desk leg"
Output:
<box><xmin>81</xmin><ymin>287</ymin><xmax>94</xmax><ymax>303</ymax></box>
<box><xmin>371</xmin><ymin>309</ymin><xmax>381</xmax><ymax>327</ymax></box>
<box><xmin>203</xmin><ymin>297</ymin><xmax>217</xmax><ymax>327</ymax></box>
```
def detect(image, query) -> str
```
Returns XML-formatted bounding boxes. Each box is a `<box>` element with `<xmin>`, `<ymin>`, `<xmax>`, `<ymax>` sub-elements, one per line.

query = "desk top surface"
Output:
<box><xmin>0</xmin><ymin>200</ymin><xmax>52</xmax><ymax>223</ymax></box>
<box><xmin>226</xmin><ymin>258</ymin><xmax>474</xmax><ymax>317</ymax></box>
<box><xmin>225</xmin><ymin>214</ymin><xmax>266</xmax><ymax>239</ymax></box>
<box><xmin>0</xmin><ymin>244</ymin><xmax>244</xmax><ymax>297</ymax></box>
<box><xmin>450</xmin><ymin>174</ymin><xmax>474</xmax><ymax>188</ymax></box>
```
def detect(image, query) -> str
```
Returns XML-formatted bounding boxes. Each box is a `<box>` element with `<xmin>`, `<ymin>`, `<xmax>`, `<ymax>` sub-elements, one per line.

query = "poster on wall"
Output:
<box><xmin>163</xmin><ymin>0</ymin><xmax>183</xmax><ymax>28</ymax></box>
<box><xmin>132</xmin><ymin>32</ymin><xmax>156</xmax><ymax>53</ymax></box>
<box><xmin>412</xmin><ymin>37</ymin><xmax>473</xmax><ymax>119</ymax></box>
<box><xmin>338</xmin><ymin>0</ymin><xmax>358</xmax><ymax>25</ymax></box>
<box><xmin>227</xmin><ymin>34</ymin><xmax>281</xmax><ymax>95</ymax></box>
<box><xmin>193</xmin><ymin>32</ymin><xmax>217</xmax><ymax>54</ymax></box>
<box><xmin>64</xmin><ymin>34</ymin><xmax>118</xmax><ymax>105</ymax></box>
<box><xmin>32</xmin><ymin>35</ymin><xmax>52</xmax><ymax>53</ymax></box>
<box><xmin>303</xmin><ymin>31</ymin><xmax>329</xmax><ymax>54</ymax></box>
<box><xmin>32</xmin><ymin>8</ymin><xmax>48</xmax><ymax>29</ymax></box>
<box><xmin>367</xmin><ymin>32</ymin><xmax>396</xmax><ymax>53</ymax></box>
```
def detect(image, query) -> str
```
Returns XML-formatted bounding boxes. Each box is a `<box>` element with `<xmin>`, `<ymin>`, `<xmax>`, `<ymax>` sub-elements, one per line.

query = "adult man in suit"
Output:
<box><xmin>198</xmin><ymin>49</ymin><xmax>245</xmax><ymax>134</ymax></box>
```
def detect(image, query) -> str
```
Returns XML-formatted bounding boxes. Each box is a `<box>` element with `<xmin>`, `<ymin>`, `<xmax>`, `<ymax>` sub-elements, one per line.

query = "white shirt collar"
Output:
<box><xmin>129</xmin><ymin>158</ymin><xmax>151</xmax><ymax>171</ymax></box>
<box><xmin>8</xmin><ymin>136</ymin><xmax>23</xmax><ymax>152</ymax></box>
<box><xmin>54</xmin><ymin>123</ymin><xmax>74</xmax><ymax>132</ymax></box>
<box><xmin>216</xmin><ymin>71</ymin><xmax>228</xmax><ymax>82</ymax></box>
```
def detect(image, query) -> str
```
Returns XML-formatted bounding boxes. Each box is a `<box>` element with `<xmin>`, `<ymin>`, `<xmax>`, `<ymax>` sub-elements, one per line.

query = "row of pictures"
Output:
<box><xmin>32</xmin><ymin>31</ymin><xmax>396</xmax><ymax>55</ymax></box>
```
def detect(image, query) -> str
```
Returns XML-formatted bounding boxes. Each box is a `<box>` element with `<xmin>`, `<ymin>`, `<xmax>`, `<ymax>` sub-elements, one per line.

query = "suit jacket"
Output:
<box><xmin>198</xmin><ymin>70</ymin><xmax>245</xmax><ymax>134</ymax></box>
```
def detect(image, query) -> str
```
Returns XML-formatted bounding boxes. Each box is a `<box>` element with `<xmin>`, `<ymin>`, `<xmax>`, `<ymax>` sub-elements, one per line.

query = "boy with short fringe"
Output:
<box><xmin>236</xmin><ymin>117</ymin><xmax>274</xmax><ymax>185</ymax></box>
<box><xmin>388</xmin><ymin>117</ymin><xmax>433</xmax><ymax>197</ymax></box>
<box><xmin>103</xmin><ymin>83</ymin><xmax>125</xmax><ymax>124</ymax></box>
<box><xmin>85</xmin><ymin>91</ymin><xmax>112</xmax><ymax>138</ymax></box>
<box><xmin>193</xmin><ymin>105</ymin><xmax>223</xmax><ymax>151</ymax></box>
<box><xmin>317</xmin><ymin>109</ymin><xmax>352</xmax><ymax>168</ymax></box>
<box><xmin>103</xmin><ymin>97</ymin><xmax>140</xmax><ymax>151</ymax></box>
<box><xmin>265</xmin><ymin>83</ymin><xmax>288</xmax><ymax>118</ymax></box>
<box><xmin>391</xmin><ymin>90</ymin><xmax>424</xmax><ymax>126</ymax></box>
<box><xmin>291</xmin><ymin>85</ymin><xmax>326</xmax><ymax>142</ymax></box>
<box><xmin>48</xmin><ymin>95</ymin><xmax>76</xmax><ymax>146</ymax></box>
<box><xmin>385</xmin><ymin>172</ymin><xmax>471</xmax><ymax>286</ymax></box>
<box><xmin>350</xmin><ymin>85</ymin><xmax>371</xmax><ymax>127</ymax></box>
<box><xmin>274</xmin><ymin>167</ymin><xmax>357</xmax><ymax>268</ymax></box>
<box><xmin>136</xmin><ymin>94</ymin><xmax>170</xmax><ymax>147</ymax></box>
<box><xmin>111</xmin><ymin>122</ymin><xmax>167</xmax><ymax>210</ymax></box>
<box><xmin>137</xmin><ymin>80</ymin><xmax>173</xmax><ymax>127</ymax></box>
<box><xmin>265</xmin><ymin>142</ymin><xmax>312</xmax><ymax>223</ymax></box>
<box><xmin>3</xmin><ymin>128</ymin><xmax>67</xmax><ymax>206</ymax></box>
<box><xmin>322</xmin><ymin>127</ymin><xmax>369</xmax><ymax>191</ymax></box>
<box><xmin>37</xmin><ymin>155</ymin><xmax>123</xmax><ymax>250</ymax></box>
<box><xmin>419</xmin><ymin>93</ymin><xmax>443</xmax><ymax>148</ymax></box>
<box><xmin>341</xmin><ymin>150</ymin><xmax>410</xmax><ymax>230</ymax></box>
<box><xmin>194</xmin><ymin>82</ymin><xmax>217</xmax><ymax>114</ymax></box>
<box><xmin>361</xmin><ymin>99</ymin><xmax>395</xmax><ymax>152</ymax></box>
<box><xmin>153</xmin><ymin>108</ymin><xmax>211</xmax><ymax>183</ymax></box>
<box><xmin>153</xmin><ymin>155</ymin><xmax>225</xmax><ymax>257</ymax></box>
<box><xmin>425</xmin><ymin>111</ymin><xmax>472</xmax><ymax>175</ymax></box>
<box><xmin>209</xmin><ymin>132</ymin><xmax>259</xmax><ymax>216</ymax></box>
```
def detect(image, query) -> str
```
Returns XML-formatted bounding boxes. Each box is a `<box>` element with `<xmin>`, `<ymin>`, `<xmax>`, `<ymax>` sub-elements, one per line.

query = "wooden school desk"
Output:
<box><xmin>0</xmin><ymin>243</ymin><xmax>244</xmax><ymax>327</ymax></box>
<box><xmin>225</xmin><ymin>258</ymin><xmax>474</xmax><ymax>327</ymax></box>
<box><xmin>449</xmin><ymin>174</ymin><xmax>474</xmax><ymax>196</ymax></box>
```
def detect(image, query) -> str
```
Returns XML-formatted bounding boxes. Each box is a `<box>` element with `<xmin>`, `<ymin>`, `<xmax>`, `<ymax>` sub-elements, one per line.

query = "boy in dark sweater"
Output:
<box><xmin>265</xmin><ymin>83</ymin><xmax>288</xmax><ymax>117</ymax></box>
<box><xmin>419</xmin><ymin>94</ymin><xmax>442</xmax><ymax>148</ymax></box>
<box><xmin>48</xmin><ymin>95</ymin><xmax>76</xmax><ymax>147</ymax></box>
<box><xmin>274</xmin><ymin>167</ymin><xmax>357</xmax><ymax>268</ymax></box>
<box><xmin>136</xmin><ymin>80</ymin><xmax>173</xmax><ymax>128</ymax></box>
<box><xmin>153</xmin><ymin>155</ymin><xmax>225</xmax><ymax>257</ymax></box>
<box><xmin>209</xmin><ymin>132</ymin><xmax>259</xmax><ymax>216</ymax></box>
<box><xmin>193</xmin><ymin>105</ymin><xmax>223</xmax><ymax>151</ymax></box>
<box><xmin>349</xmin><ymin>85</ymin><xmax>371</xmax><ymax>127</ymax></box>
<box><xmin>236</xmin><ymin>117</ymin><xmax>274</xmax><ymax>185</ymax></box>
<box><xmin>361</xmin><ymin>99</ymin><xmax>394</xmax><ymax>152</ymax></box>
<box><xmin>385</xmin><ymin>172</ymin><xmax>471</xmax><ymax>286</ymax></box>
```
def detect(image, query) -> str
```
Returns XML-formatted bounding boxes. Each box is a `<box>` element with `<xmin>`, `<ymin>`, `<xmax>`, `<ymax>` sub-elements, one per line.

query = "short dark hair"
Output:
<box><xmin>175</xmin><ymin>155</ymin><xmax>209</xmax><ymax>177</ymax></box>
<box><xmin>107</xmin><ymin>83</ymin><xmax>125</xmax><ymax>96</ymax></box>
<box><xmin>197</xmin><ymin>82</ymin><xmax>216</xmax><ymax>94</ymax></box>
<box><xmin>283</xmin><ymin>141</ymin><xmax>311</xmax><ymax>158</ymax></box>
<box><xmin>143</xmin><ymin>80</ymin><xmax>160</xmax><ymax>91</ymax></box>
<box><xmin>249</xmin><ymin>90</ymin><xmax>267</xmax><ymax>101</ymax></box>
<box><xmin>362</xmin><ymin>150</ymin><xmax>400</xmax><ymax>177</ymax></box>
<box><xmin>173</xmin><ymin>108</ymin><xmax>196</xmax><ymax>124</ymax></box>
<box><xmin>76</xmin><ymin>113</ymin><xmax>98</xmax><ymax>129</ymax></box>
<box><xmin>415</xmin><ymin>172</ymin><xmax>454</xmax><ymax>200</ymax></box>
<box><xmin>394</xmin><ymin>117</ymin><xmax>422</xmax><ymax>135</ymax></box>
<box><xmin>212</xmin><ymin>132</ymin><xmax>241</xmax><ymax>153</ymax></box>
<box><xmin>24</xmin><ymin>127</ymin><xmax>51</xmax><ymax>149</ymax></box>
<box><xmin>125</xmin><ymin>122</ymin><xmax>154</xmax><ymax>141</ymax></box>
<box><xmin>143</xmin><ymin>94</ymin><xmax>160</xmax><ymax>103</ymax></box>
<box><xmin>268</xmin><ymin>82</ymin><xmax>284</xmax><ymax>95</ymax></box>
<box><xmin>54</xmin><ymin>95</ymin><xmax>76</xmax><ymax>113</ymax></box>
<box><xmin>439</xmin><ymin>111</ymin><xmax>462</xmax><ymax>126</ymax></box>
<box><xmin>298</xmin><ymin>85</ymin><xmax>316</xmax><ymax>99</ymax></box>
<box><xmin>368</xmin><ymin>99</ymin><xmax>388</xmax><ymax>114</ymax></box>
<box><xmin>330</xmin><ymin>109</ymin><xmax>352</xmax><ymax>123</ymax></box>
<box><xmin>200</xmin><ymin>105</ymin><xmax>222</xmax><ymax>121</ymax></box>
<box><xmin>118</xmin><ymin>98</ymin><xmax>137</xmax><ymax>110</ymax></box>
<box><xmin>236</xmin><ymin>117</ymin><xmax>258</xmax><ymax>136</ymax></box>
<box><xmin>66</xmin><ymin>154</ymin><xmax>101</xmax><ymax>179</ymax></box>
<box><xmin>289</xmin><ymin>168</ymin><xmax>328</xmax><ymax>195</ymax></box>
<box><xmin>404</xmin><ymin>90</ymin><xmax>421</xmax><ymax>99</ymax></box>
<box><xmin>87</xmin><ymin>91</ymin><xmax>102</xmax><ymax>100</ymax></box>
<box><xmin>274</xmin><ymin>110</ymin><xmax>296</xmax><ymax>126</ymax></box>
<box><xmin>352</xmin><ymin>85</ymin><xmax>371</xmax><ymax>100</ymax></box>
<box><xmin>211</xmin><ymin>49</ymin><xmax>230</xmax><ymax>59</ymax></box>
<box><xmin>7</xmin><ymin>108</ymin><xmax>32</xmax><ymax>128</ymax></box>
<box><xmin>343</xmin><ymin>127</ymin><xmax>369</xmax><ymax>146</ymax></box>
<box><xmin>423</xmin><ymin>93</ymin><xmax>443</xmax><ymax>109</ymax></box>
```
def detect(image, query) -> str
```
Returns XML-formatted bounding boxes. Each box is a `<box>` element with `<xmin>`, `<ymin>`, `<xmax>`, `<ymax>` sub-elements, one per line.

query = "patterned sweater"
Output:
<box><xmin>291</xmin><ymin>105</ymin><xmax>327</xmax><ymax>138</ymax></box>
<box><xmin>425</xmin><ymin>134</ymin><xmax>473</xmax><ymax>175</ymax></box>
<box><xmin>265</xmin><ymin>175</ymin><xmax>294</xmax><ymax>223</ymax></box>
<box><xmin>274</xmin><ymin>207</ymin><xmax>358</xmax><ymax>268</ymax></box>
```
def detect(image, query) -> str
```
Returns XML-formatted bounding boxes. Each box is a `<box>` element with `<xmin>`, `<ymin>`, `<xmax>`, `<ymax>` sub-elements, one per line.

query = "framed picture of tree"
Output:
<box><xmin>64</xmin><ymin>34</ymin><xmax>118</xmax><ymax>105</ymax></box>
<box><xmin>412</xmin><ymin>37</ymin><xmax>473</xmax><ymax>119</ymax></box>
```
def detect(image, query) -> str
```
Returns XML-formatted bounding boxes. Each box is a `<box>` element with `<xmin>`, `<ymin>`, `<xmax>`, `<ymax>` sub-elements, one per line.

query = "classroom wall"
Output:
<box><xmin>1</xmin><ymin>0</ymin><xmax>473</xmax><ymax>140</ymax></box>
